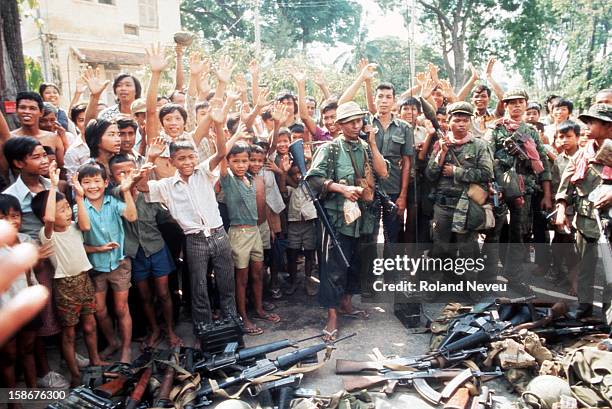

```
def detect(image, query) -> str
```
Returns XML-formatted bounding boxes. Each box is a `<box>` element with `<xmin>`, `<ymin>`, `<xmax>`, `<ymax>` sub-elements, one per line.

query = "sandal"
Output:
<box><xmin>244</xmin><ymin>326</ymin><xmax>264</xmax><ymax>336</ymax></box>
<box><xmin>322</xmin><ymin>328</ymin><xmax>338</xmax><ymax>342</ymax></box>
<box><xmin>340</xmin><ymin>309</ymin><xmax>369</xmax><ymax>320</ymax></box>
<box><xmin>270</xmin><ymin>288</ymin><xmax>282</xmax><ymax>300</ymax></box>
<box><xmin>253</xmin><ymin>313</ymin><xmax>281</xmax><ymax>323</ymax></box>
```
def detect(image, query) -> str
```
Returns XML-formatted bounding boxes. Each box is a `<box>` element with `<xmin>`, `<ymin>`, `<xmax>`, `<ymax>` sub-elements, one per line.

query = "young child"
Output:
<box><xmin>221</xmin><ymin>140</ymin><xmax>281</xmax><ymax>335</ymax></box>
<box><xmin>144</xmin><ymin>134</ymin><xmax>238</xmax><ymax>330</ymax></box>
<box><xmin>76</xmin><ymin>163</ymin><xmax>137</xmax><ymax>363</ymax></box>
<box><xmin>31</xmin><ymin>162</ymin><xmax>106</xmax><ymax>386</ymax></box>
<box><xmin>284</xmin><ymin>163</ymin><xmax>318</xmax><ymax>296</ymax></box>
<box><xmin>0</xmin><ymin>194</ymin><xmax>43</xmax><ymax>403</ymax></box>
<box><xmin>551</xmin><ymin>121</ymin><xmax>581</xmax><ymax>294</ymax></box>
<box><xmin>108</xmin><ymin>154</ymin><xmax>182</xmax><ymax>348</ymax></box>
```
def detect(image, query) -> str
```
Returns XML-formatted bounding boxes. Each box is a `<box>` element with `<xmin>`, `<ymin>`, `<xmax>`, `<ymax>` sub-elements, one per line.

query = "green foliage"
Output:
<box><xmin>181</xmin><ymin>0</ymin><xmax>362</xmax><ymax>58</ymax></box>
<box><xmin>24</xmin><ymin>56</ymin><xmax>43</xmax><ymax>92</ymax></box>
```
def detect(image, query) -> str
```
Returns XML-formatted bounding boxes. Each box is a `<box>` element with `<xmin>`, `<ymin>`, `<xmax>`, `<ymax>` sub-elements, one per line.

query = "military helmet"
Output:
<box><xmin>521</xmin><ymin>375</ymin><xmax>572</xmax><ymax>409</ymax></box>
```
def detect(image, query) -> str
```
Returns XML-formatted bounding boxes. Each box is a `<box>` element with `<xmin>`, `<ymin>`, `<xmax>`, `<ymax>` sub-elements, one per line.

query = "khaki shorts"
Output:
<box><xmin>288</xmin><ymin>220</ymin><xmax>317</xmax><ymax>250</ymax></box>
<box><xmin>258</xmin><ymin>222</ymin><xmax>271</xmax><ymax>250</ymax></box>
<box><xmin>54</xmin><ymin>272</ymin><xmax>96</xmax><ymax>327</ymax></box>
<box><xmin>91</xmin><ymin>258</ymin><xmax>132</xmax><ymax>293</ymax></box>
<box><xmin>229</xmin><ymin>226</ymin><xmax>264</xmax><ymax>269</ymax></box>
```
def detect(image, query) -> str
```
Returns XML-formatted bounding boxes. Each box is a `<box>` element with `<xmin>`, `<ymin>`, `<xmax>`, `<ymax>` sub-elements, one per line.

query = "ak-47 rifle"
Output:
<box><xmin>189</xmin><ymin>333</ymin><xmax>356</xmax><ymax>408</ymax></box>
<box><xmin>125</xmin><ymin>366</ymin><xmax>152</xmax><ymax>409</ymax></box>
<box><xmin>93</xmin><ymin>348</ymin><xmax>154</xmax><ymax>399</ymax></box>
<box><xmin>290</xmin><ymin>138</ymin><xmax>350</xmax><ymax>268</ymax></box>
<box><xmin>335</xmin><ymin>347</ymin><xmax>487</xmax><ymax>374</ymax></box>
<box><xmin>194</xmin><ymin>333</ymin><xmax>322</xmax><ymax>373</ymax></box>
<box><xmin>154</xmin><ymin>346</ymin><xmax>181</xmax><ymax>408</ymax></box>
<box><xmin>343</xmin><ymin>368</ymin><xmax>502</xmax><ymax>405</ymax></box>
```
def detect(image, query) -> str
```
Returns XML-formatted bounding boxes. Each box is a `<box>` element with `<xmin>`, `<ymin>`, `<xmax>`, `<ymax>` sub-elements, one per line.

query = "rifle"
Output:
<box><xmin>289</xmin><ymin>138</ymin><xmax>350</xmax><ymax>268</ymax></box>
<box><xmin>247</xmin><ymin>373</ymin><xmax>303</xmax><ymax>397</ymax></box>
<box><xmin>194</xmin><ymin>333</ymin><xmax>322</xmax><ymax>373</ymax></box>
<box><xmin>470</xmin><ymin>386</ymin><xmax>494</xmax><ymax>409</ymax></box>
<box><xmin>190</xmin><ymin>333</ymin><xmax>356</xmax><ymax>407</ymax></box>
<box><xmin>343</xmin><ymin>368</ymin><xmax>502</xmax><ymax>402</ymax></box>
<box><xmin>125</xmin><ymin>367</ymin><xmax>152</xmax><ymax>409</ymax></box>
<box><xmin>46</xmin><ymin>387</ymin><xmax>122</xmax><ymax>409</ymax></box>
<box><xmin>154</xmin><ymin>346</ymin><xmax>181</xmax><ymax>408</ymax></box>
<box><xmin>532</xmin><ymin>324</ymin><xmax>610</xmax><ymax>340</ymax></box>
<box><xmin>445</xmin><ymin>387</ymin><xmax>471</xmax><ymax>409</ymax></box>
<box><xmin>335</xmin><ymin>347</ymin><xmax>487</xmax><ymax>374</ymax></box>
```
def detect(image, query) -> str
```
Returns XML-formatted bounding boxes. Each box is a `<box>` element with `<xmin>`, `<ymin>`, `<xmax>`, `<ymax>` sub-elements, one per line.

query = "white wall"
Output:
<box><xmin>20</xmin><ymin>0</ymin><xmax>181</xmax><ymax>105</ymax></box>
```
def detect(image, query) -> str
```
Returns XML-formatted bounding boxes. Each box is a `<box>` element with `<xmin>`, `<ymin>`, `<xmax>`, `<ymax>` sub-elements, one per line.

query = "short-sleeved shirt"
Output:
<box><xmin>64</xmin><ymin>139</ymin><xmax>91</xmax><ymax>183</ymax></box>
<box><xmin>74</xmin><ymin>195</ymin><xmax>126</xmax><ymax>273</ymax></box>
<box><xmin>220</xmin><ymin>171</ymin><xmax>258</xmax><ymax>226</ymax></box>
<box><xmin>146</xmin><ymin>157</ymin><xmax>223</xmax><ymax>235</ymax></box>
<box><xmin>373</xmin><ymin>115</ymin><xmax>414</xmax><ymax>195</ymax></box>
<box><xmin>0</xmin><ymin>233</ymin><xmax>35</xmax><ymax>308</ymax></box>
<box><xmin>313</xmin><ymin>126</ymin><xmax>333</xmax><ymax>142</ymax></box>
<box><xmin>287</xmin><ymin>185</ymin><xmax>317</xmax><ymax>221</ymax></box>
<box><xmin>121</xmin><ymin>192</ymin><xmax>166</xmax><ymax>258</ymax></box>
<box><xmin>3</xmin><ymin>175</ymin><xmax>51</xmax><ymax>240</ymax></box>
<box><xmin>471</xmin><ymin>109</ymin><xmax>498</xmax><ymax>138</ymax></box>
<box><xmin>40</xmin><ymin>222</ymin><xmax>92</xmax><ymax>279</ymax></box>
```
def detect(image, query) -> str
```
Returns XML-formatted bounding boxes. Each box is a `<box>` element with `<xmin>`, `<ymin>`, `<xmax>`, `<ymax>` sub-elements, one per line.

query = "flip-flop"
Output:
<box><xmin>253</xmin><ymin>313</ymin><xmax>281</xmax><ymax>323</ymax></box>
<box><xmin>167</xmin><ymin>335</ymin><xmax>184</xmax><ymax>348</ymax></box>
<box><xmin>270</xmin><ymin>288</ymin><xmax>282</xmax><ymax>299</ymax></box>
<box><xmin>322</xmin><ymin>328</ymin><xmax>338</xmax><ymax>342</ymax></box>
<box><xmin>244</xmin><ymin>326</ymin><xmax>264</xmax><ymax>336</ymax></box>
<box><xmin>340</xmin><ymin>309</ymin><xmax>369</xmax><ymax>320</ymax></box>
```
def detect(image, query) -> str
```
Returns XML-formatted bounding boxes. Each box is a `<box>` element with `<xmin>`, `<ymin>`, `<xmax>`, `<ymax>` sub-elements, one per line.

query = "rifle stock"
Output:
<box><xmin>335</xmin><ymin>359</ymin><xmax>385</xmax><ymax>374</ymax></box>
<box><xmin>343</xmin><ymin>375</ymin><xmax>387</xmax><ymax>391</ymax></box>
<box><xmin>94</xmin><ymin>375</ymin><xmax>129</xmax><ymax>399</ymax></box>
<box><xmin>444</xmin><ymin>387</ymin><xmax>471</xmax><ymax>409</ymax></box>
<box><xmin>125</xmin><ymin>367</ymin><xmax>153</xmax><ymax>409</ymax></box>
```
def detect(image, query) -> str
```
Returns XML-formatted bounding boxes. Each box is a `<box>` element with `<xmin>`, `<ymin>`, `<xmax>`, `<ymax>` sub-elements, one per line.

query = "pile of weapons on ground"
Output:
<box><xmin>47</xmin><ymin>300</ymin><xmax>611</xmax><ymax>409</ymax></box>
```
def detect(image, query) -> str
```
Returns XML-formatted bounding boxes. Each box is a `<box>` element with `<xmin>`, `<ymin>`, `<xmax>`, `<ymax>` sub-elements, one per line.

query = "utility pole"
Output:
<box><xmin>254</xmin><ymin>0</ymin><xmax>261</xmax><ymax>58</ymax></box>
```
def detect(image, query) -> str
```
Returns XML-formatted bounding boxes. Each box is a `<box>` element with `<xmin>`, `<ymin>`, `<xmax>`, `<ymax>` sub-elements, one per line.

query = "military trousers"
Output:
<box><xmin>576</xmin><ymin>230</ymin><xmax>598</xmax><ymax>303</ymax></box>
<box><xmin>431</xmin><ymin>204</ymin><xmax>478</xmax><ymax>260</ymax></box>
<box><xmin>504</xmin><ymin>195</ymin><xmax>531</xmax><ymax>279</ymax></box>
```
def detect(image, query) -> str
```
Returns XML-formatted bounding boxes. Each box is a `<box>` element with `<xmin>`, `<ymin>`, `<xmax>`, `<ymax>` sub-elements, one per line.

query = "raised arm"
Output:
<box><xmin>290</xmin><ymin>69</ymin><xmax>318</xmax><ymax>136</ymax></box>
<box><xmin>365</xmin><ymin>125</ymin><xmax>387</xmax><ymax>178</ymax></box>
<box><xmin>214</xmin><ymin>55</ymin><xmax>235</xmax><ymax>99</ymax></box>
<box><xmin>484</xmin><ymin>58</ymin><xmax>505</xmax><ymax>116</ymax></box>
<box><xmin>42</xmin><ymin>161</ymin><xmax>60</xmax><ymax>239</ymax></box>
<box><xmin>208</xmin><ymin>94</ymin><xmax>238</xmax><ymax>172</ymax></box>
<box><xmin>71</xmin><ymin>174</ymin><xmax>91</xmax><ymax>232</ymax></box>
<box><xmin>174</xmin><ymin>44</ymin><xmax>185</xmax><ymax>92</ymax></box>
<box><xmin>119</xmin><ymin>170</ymin><xmax>138</xmax><ymax>222</ymax></box>
<box><xmin>69</xmin><ymin>76</ymin><xmax>88</xmax><ymax>113</ymax></box>
<box><xmin>338</xmin><ymin>61</ymin><xmax>377</xmax><ymax>105</ymax></box>
<box><xmin>82</xmin><ymin>66</ymin><xmax>110</xmax><ymax>126</ymax></box>
<box><xmin>249</xmin><ymin>59</ymin><xmax>260</xmax><ymax>108</ymax></box>
<box><xmin>313</xmin><ymin>72</ymin><xmax>331</xmax><ymax>100</ymax></box>
<box><xmin>144</xmin><ymin>43</ymin><xmax>169</xmax><ymax>146</ymax></box>
<box><xmin>241</xmin><ymin>88</ymin><xmax>272</xmax><ymax>130</ymax></box>
<box><xmin>456</xmin><ymin>64</ymin><xmax>479</xmax><ymax>102</ymax></box>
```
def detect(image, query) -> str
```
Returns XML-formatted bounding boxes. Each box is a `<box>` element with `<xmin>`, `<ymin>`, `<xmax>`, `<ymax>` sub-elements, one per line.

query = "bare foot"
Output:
<box><xmin>70</xmin><ymin>376</ymin><xmax>81</xmax><ymax>388</ymax></box>
<box><xmin>99</xmin><ymin>341</ymin><xmax>120</xmax><ymax>359</ymax></box>
<box><xmin>119</xmin><ymin>348</ymin><xmax>131</xmax><ymax>363</ymax></box>
<box><xmin>167</xmin><ymin>332</ymin><xmax>184</xmax><ymax>348</ymax></box>
<box><xmin>141</xmin><ymin>327</ymin><xmax>161</xmax><ymax>350</ymax></box>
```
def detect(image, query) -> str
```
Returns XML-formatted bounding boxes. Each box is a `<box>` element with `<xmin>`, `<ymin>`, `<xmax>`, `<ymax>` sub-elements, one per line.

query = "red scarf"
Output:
<box><xmin>571</xmin><ymin>140</ymin><xmax>612</xmax><ymax>183</ymax></box>
<box><xmin>496</xmin><ymin>117</ymin><xmax>522</xmax><ymax>133</ymax></box>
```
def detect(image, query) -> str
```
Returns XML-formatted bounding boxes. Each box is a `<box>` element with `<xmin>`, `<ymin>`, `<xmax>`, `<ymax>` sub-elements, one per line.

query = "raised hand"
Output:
<box><xmin>485</xmin><ymin>58</ymin><xmax>496</xmax><ymax>77</ymax></box>
<box><xmin>71</xmin><ymin>174</ymin><xmax>85</xmax><ymax>198</ymax></box>
<box><xmin>235</xmin><ymin>73</ymin><xmax>248</xmax><ymax>95</ymax></box>
<box><xmin>216</xmin><ymin>55</ymin><xmax>235</xmax><ymax>84</ymax></box>
<box><xmin>189</xmin><ymin>51</ymin><xmax>208</xmax><ymax>77</ymax></box>
<box><xmin>225</xmin><ymin>87</ymin><xmax>240</xmax><ymax>104</ymax></box>
<box><xmin>199</xmin><ymin>72</ymin><xmax>211</xmax><ymax>96</ymax></box>
<box><xmin>175</xmin><ymin>44</ymin><xmax>185</xmax><ymax>57</ymax></box>
<box><xmin>428</xmin><ymin>63</ymin><xmax>440</xmax><ymax>83</ymax></box>
<box><xmin>279</xmin><ymin>154</ymin><xmax>292</xmax><ymax>173</ymax></box>
<box><xmin>469</xmin><ymin>63</ymin><xmax>480</xmax><ymax>81</ymax></box>
<box><xmin>82</xmin><ymin>66</ymin><xmax>110</xmax><ymax>96</ymax></box>
<box><xmin>209</xmin><ymin>99</ymin><xmax>225</xmax><ymax>124</ymax></box>
<box><xmin>255</xmin><ymin>88</ymin><xmax>272</xmax><ymax>109</ymax></box>
<box><xmin>421</xmin><ymin>78</ymin><xmax>437</xmax><ymax>99</ymax></box>
<box><xmin>439</xmin><ymin>79</ymin><xmax>454</xmax><ymax>97</ymax></box>
<box><xmin>415</xmin><ymin>71</ymin><xmax>427</xmax><ymax>87</ymax></box>
<box><xmin>313</xmin><ymin>71</ymin><xmax>327</xmax><ymax>87</ymax></box>
<box><xmin>48</xmin><ymin>160</ymin><xmax>60</xmax><ymax>187</ymax></box>
<box><xmin>359</xmin><ymin>62</ymin><xmax>378</xmax><ymax>81</ymax></box>
<box><xmin>147</xmin><ymin>135</ymin><xmax>166</xmax><ymax>159</ymax></box>
<box><xmin>118</xmin><ymin>168</ymin><xmax>136</xmax><ymax>192</ymax></box>
<box><xmin>145</xmin><ymin>43</ymin><xmax>170</xmax><ymax>73</ymax></box>
<box><xmin>232</xmin><ymin>123</ymin><xmax>250</xmax><ymax>140</ymax></box>
<box><xmin>75</xmin><ymin>76</ymin><xmax>88</xmax><ymax>94</ymax></box>
<box><xmin>38</xmin><ymin>242</ymin><xmax>54</xmax><ymax>260</ymax></box>
<box><xmin>288</xmin><ymin>68</ymin><xmax>307</xmax><ymax>84</ymax></box>
<box><xmin>248</xmin><ymin>59</ymin><xmax>260</xmax><ymax>77</ymax></box>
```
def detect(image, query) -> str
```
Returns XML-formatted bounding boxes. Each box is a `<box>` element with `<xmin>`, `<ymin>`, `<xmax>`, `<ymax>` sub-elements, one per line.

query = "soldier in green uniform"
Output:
<box><xmin>486</xmin><ymin>89</ymin><xmax>553</xmax><ymax>285</ymax></box>
<box><xmin>555</xmin><ymin>104</ymin><xmax>612</xmax><ymax>313</ymax></box>
<box><xmin>306</xmin><ymin>102</ymin><xmax>388</xmax><ymax>341</ymax></box>
<box><xmin>426</xmin><ymin>102</ymin><xmax>494</xmax><ymax>263</ymax></box>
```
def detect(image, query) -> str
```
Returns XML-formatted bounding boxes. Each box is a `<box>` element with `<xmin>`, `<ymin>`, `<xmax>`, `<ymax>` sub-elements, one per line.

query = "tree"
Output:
<box><xmin>0</xmin><ymin>0</ymin><xmax>28</xmax><ymax>129</ymax></box>
<box><xmin>379</xmin><ymin>0</ymin><xmax>520</xmax><ymax>89</ymax></box>
<box><xmin>181</xmin><ymin>0</ymin><xmax>362</xmax><ymax>58</ymax></box>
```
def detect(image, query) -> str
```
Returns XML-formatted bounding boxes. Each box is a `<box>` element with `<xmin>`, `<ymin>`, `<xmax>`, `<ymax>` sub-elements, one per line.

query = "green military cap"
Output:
<box><xmin>447</xmin><ymin>101</ymin><xmax>474</xmax><ymax>116</ymax></box>
<box><xmin>578</xmin><ymin>103</ymin><xmax>612</xmax><ymax>123</ymax></box>
<box><xmin>502</xmin><ymin>88</ymin><xmax>529</xmax><ymax>102</ymax></box>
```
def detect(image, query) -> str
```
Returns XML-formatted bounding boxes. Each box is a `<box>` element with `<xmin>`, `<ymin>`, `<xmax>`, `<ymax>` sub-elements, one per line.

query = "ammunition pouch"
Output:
<box><xmin>466</xmin><ymin>202</ymin><xmax>495</xmax><ymax>232</ymax></box>
<box><xmin>501</xmin><ymin>167</ymin><xmax>524</xmax><ymax>200</ymax></box>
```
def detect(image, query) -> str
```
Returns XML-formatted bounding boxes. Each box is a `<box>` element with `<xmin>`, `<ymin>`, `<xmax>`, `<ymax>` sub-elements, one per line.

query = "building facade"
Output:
<box><xmin>20</xmin><ymin>0</ymin><xmax>181</xmax><ymax>106</ymax></box>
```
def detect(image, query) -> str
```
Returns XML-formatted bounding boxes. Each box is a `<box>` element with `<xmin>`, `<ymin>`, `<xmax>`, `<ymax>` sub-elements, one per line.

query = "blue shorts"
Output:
<box><xmin>131</xmin><ymin>245</ymin><xmax>175</xmax><ymax>282</ymax></box>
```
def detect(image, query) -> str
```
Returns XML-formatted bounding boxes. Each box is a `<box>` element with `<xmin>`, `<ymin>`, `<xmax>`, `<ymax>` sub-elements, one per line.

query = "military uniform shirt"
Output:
<box><xmin>373</xmin><ymin>115</ymin><xmax>414</xmax><ymax>195</ymax></box>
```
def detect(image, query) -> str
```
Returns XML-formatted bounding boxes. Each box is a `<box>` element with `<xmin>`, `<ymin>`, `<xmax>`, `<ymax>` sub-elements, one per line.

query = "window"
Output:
<box><xmin>124</xmin><ymin>24</ymin><xmax>139</xmax><ymax>36</ymax></box>
<box><xmin>139</xmin><ymin>0</ymin><xmax>158</xmax><ymax>28</ymax></box>
<box><xmin>98</xmin><ymin>0</ymin><xmax>115</xmax><ymax>4</ymax></box>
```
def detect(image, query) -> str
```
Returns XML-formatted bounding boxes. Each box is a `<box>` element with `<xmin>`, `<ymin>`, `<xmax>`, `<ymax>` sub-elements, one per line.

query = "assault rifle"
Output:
<box><xmin>335</xmin><ymin>347</ymin><xmax>487</xmax><ymax>374</ymax></box>
<box><xmin>187</xmin><ymin>333</ymin><xmax>355</xmax><ymax>408</ymax></box>
<box><xmin>193</xmin><ymin>333</ymin><xmax>322</xmax><ymax>373</ymax></box>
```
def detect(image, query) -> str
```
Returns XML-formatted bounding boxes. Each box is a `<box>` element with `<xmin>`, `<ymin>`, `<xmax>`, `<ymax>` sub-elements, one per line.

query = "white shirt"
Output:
<box><xmin>64</xmin><ymin>139</ymin><xmax>91</xmax><ymax>183</ymax></box>
<box><xmin>147</xmin><ymin>157</ymin><xmax>223</xmax><ymax>235</ymax></box>
<box><xmin>0</xmin><ymin>234</ymin><xmax>37</xmax><ymax>308</ymax></box>
<box><xmin>287</xmin><ymin>185</ymin><xmax>317</xmax><ymax>221</ymax></box>
<box><xmin>262</xmin><ymin>170</ymin><xmax>285</xmax><ymax>214</ymax></box>
<box><xmin>40</xmin><ymin>222</ymin><xmax>92</xmax><ymax>279</ymax></box>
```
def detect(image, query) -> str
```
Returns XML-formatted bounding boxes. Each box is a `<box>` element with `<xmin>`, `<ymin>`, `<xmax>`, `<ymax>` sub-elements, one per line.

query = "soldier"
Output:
<box><xmin>306</xmin><ymin>102</ymin><xmax>388</xmax><ymax>341</ymax></box>
<box><xmin>486</xmin><ymin>89</ymin><xmax>552</xmax><ymax>286</ymax></box>
<box><xmin>425</xmin><ymin>102</ymin><xmax>494</xmax><ymax>265</ymax></box>
<box><xmin>555</xmin><ymin>104</ymin><xmax>612</xmax><ymax>315</ymax></box>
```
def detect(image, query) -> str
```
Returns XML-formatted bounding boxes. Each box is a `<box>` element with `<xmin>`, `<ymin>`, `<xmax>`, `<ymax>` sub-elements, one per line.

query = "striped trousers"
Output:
<box><xmin>185</xmin><ymin>228</ymin><xmax>238</xmax><ymax>327</ymax></box>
